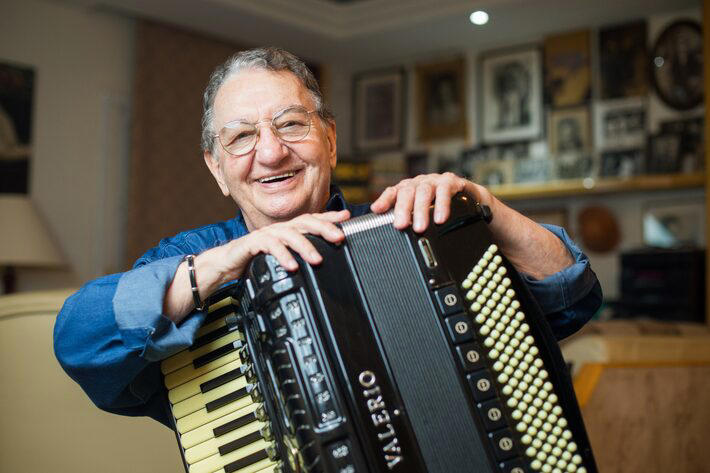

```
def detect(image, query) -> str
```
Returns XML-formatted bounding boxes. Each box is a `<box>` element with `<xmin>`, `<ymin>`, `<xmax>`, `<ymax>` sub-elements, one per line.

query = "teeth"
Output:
<box><xmin>258</xmin><ymin>172</ymin><xmax>295</xmax><ymax>183</ymax></box>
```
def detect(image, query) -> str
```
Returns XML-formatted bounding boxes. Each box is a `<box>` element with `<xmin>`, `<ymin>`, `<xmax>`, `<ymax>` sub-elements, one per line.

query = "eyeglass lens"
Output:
<box><xmin>218</xmin><ymin>107</ymin><xmax>312</xmax><ymax>156</ymax></box>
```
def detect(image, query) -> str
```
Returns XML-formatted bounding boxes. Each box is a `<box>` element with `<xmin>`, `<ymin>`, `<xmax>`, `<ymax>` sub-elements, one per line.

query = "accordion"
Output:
<box><xmin>161</xmin><ymin>195</ymin><xmax>597</xmax><ymax>473</ymax></box>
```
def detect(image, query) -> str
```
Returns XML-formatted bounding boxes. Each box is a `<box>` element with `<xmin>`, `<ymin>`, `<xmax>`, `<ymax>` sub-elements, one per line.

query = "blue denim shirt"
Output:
<box><xmin>54</xmin><ymin>187</ymin><xmax>602</xmax><ymax>427</ymax></box>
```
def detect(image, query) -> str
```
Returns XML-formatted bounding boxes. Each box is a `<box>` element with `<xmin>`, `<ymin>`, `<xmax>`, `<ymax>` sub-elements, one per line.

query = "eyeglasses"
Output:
<box><xmin>215</xmin><ymin>105</ymin><xmax>317</xmax><ymax>156</ymax></box>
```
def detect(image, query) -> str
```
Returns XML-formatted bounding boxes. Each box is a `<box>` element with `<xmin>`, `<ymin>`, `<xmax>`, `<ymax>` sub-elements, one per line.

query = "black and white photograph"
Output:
<box><xmin>352</xmin><ymin>68</ymin><xmax>405</xmax><ymax>152</ymax></box>
<box><xmin>548</xmin><ymin>107</ymin><xmax>593</xmax><ymax>179</ymax></box>
<box><xmin>0</xmin><ymin>62</ymin><xmax>34</xmax><ymax>194</ymax></box>
<box><xmin>600</xmin><ymin>148</ymin><xmax>644</xmax><ymax>177</ymax></box>
<box><xmin>650</xmin><ymin>20</ymin><xmax>703</xmax><ymax>111</ymax></box>
<box><xmin>549</xmin><ymin>107</ymin><xmax>590</xmax><ymax>154</ymax></box>
<box><xmin>646</xmin><ymin>132</ymin><xmax>682</xmax><ymax>174</ymax></box>
<box><xmin>594</xmin><ymin>97</ymin><xmax>646</xmax><ymax>150</ymax></box>
<box><xmin>599</xmin><ymin>20</ymin><xmax>648</xmax><ymax>99</ymax></box>
<box><xmin>476</xmin><ymin>159</ymin><xmax>514</xmax><ymax>187</ymax></box>
<box><xmin>416</xmin><ymin>58</ymin><xmax>467</xmax><ymax>141</ymax></box>
<box><xmin>481</xmin><ymin>46</ymin><xmax>543</xmax><ymax>143</ymax></box>
<box><xmin>660</xmin><ymin>117</ymin><xmax>704</xmax><ymax>172</ymax></box>
<box><xmin>514</xmin><ymin>156</ymin><xmax>551</xmax><ymax>184</ymax></box>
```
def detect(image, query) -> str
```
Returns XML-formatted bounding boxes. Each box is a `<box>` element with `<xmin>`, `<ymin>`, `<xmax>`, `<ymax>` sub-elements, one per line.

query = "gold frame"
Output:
<box><xmin>415</xmin><ymin>57</ymin><xmax>467</xmax><ymax>141</ymax></box>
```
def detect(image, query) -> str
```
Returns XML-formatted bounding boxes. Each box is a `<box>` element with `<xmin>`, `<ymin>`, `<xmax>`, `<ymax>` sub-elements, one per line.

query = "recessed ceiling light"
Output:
<box><xmin>470</xmin><ymin>10</ymin><xmax>489</xmax><ymax>26</ymax></box>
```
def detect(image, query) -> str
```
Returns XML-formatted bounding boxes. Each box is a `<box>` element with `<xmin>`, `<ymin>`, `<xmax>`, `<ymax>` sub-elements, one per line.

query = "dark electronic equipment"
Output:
<box><xmin>616</xmin><ymin>248</ymin><xmax>705</xmax><ymax>322</ymax></box>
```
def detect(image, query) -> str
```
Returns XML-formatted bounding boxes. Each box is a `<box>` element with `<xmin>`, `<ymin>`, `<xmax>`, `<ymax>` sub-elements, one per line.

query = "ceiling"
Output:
<box><xmin>58</xmin><ymin>0</ymin><xmax>699</xmax><ymax>66</ymax></box>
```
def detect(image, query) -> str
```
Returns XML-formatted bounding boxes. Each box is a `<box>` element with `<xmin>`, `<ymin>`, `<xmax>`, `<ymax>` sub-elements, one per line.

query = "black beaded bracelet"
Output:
<box><xmin>184</xmin><ymin>254</ymin><xmax>206</xmax><ymax>311</ymax></box>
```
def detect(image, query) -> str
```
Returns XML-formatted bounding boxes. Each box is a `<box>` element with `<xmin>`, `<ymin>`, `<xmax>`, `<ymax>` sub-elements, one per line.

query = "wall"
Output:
<box><xmin>0</xmin><ymin>0</ymin><xmax>135</xmax><ymax>290</ymax></box>
<box><xmin>329</xmin><ymin>6</ymin><xmax>705</xmax><ymax>302</ymax></box>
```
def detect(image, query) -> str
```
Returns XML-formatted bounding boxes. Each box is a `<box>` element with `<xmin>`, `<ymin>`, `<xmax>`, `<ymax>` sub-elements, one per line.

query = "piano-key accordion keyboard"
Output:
<box><xmin>161</xmin><ymin>195</ymin><xmax>598</xmax><ymax>473</ymax></box>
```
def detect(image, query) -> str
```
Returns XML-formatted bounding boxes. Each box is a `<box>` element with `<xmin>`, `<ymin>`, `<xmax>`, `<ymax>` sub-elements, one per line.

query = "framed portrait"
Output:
<box><xmin>544</xmin><ymin>30</ymin><xmax>591</xmax><ymax>107</ymax></box>
<box><xmin>0</xmin><ymin>61</ymin><xmax>35</xmax><ymax>194</ymax></box>
<box><xmin>650</xmin><ymin>20</ymin><xmax>703</xmax><ymax>111</ymax></box>
<box><xmin>352</xmin><ymin>68</ymin><xmax>405</xmax><ymax>152</ymax></box>
<box><xmin>599</xmin><ymin>21</ymin><xmax>648</xmax><ymax>99</ymax></box>
<box><xmin>646</xmin><ymin>132</ymin><xmax>682</xmax><ymax>174</ymax></box>
<box><xmin>594</xmin><ymin>97</ymin><xmax>646</xmax><ymax>151</ymax></box>
<box><xmin>643</xmin><ymin>198</ymin><xmax>705</xmax><ymax>248</ymax></box>
<box><xmin>548</xmin><ymin>106</ymin><xmax>593</xmax><ymax>179</ymax></box>
<box><xmin>549</xmin><ymin>106</ymin><xmax>590</xmax><ymax>155</ymax></box>
<box><xmin>481</xmin><ymin>46</ymin><xmax>543</xmax><ymax>144</ymax></box>
<box><xmin>415</xmin><ymin>58</ymin><xmax>467</xmax><ymax>141</ymax></box>
<box><xmin>660</xmin><ymin>117</ymin><xmax>704</xmax><ymax>172</ymax></box>
<box><xmin>600</xmin><ymin>149</ymin><xmax>644</xmax><ymax>178</ymax></box>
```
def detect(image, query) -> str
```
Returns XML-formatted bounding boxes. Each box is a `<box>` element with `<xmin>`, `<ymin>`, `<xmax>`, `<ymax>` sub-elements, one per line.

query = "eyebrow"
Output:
<box><xmin>224</xmin><ymin>104</ymin><xmax>306</xmax><ymax>125</ymax></box>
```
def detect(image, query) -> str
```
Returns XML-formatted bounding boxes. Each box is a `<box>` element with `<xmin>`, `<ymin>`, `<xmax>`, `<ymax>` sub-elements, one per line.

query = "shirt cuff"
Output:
<box><xmin>520</xmin><ymin>224</ymin><xmax>599</xmax><ymax>316</ymax></box>
<box><xmin>113</xmin><ymin>255</ymin><xmax>206</xmax><ymax>362</ymax></box>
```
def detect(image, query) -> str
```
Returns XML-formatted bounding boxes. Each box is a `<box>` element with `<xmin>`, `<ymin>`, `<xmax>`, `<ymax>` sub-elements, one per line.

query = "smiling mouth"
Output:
<box><xmin>257</xmin><ymin>171</ymin><xmax>297</xmax><ymax>184</ymax></box>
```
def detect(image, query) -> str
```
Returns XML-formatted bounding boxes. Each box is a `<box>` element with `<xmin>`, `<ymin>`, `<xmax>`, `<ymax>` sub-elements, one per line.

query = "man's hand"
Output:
<box><xmin>370</xmin><ymin>172</ymin><xmax>488</xmax><ymax>232</ymax></box>
<box><xmin>164</xmin><ymin>209</ymin><xmax>350</xmax><ymax>322</ymax></box>
<box><xmin>370</xmin><ymin>173</ymin><xmax>574</xmax><ymax>281</ymax></box>
<box><xmin>222</xmin><ymin>210</ymin><xmax>350</xmax><ymax>275</ymax></box>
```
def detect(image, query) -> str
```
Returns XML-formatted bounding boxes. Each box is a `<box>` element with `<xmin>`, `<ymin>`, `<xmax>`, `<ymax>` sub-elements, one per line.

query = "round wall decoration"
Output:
<box><xmin>650</xmin><ymin>20</ymin><xmax>703</xmax><ymax>111</ymax></box>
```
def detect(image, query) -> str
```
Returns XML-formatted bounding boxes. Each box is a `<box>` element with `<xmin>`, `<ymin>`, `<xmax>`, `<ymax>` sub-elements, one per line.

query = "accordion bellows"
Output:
<box><xmin>161</xmin><ymin>195</ymin><xmax>597</xmax><ymax>473</ymax></box>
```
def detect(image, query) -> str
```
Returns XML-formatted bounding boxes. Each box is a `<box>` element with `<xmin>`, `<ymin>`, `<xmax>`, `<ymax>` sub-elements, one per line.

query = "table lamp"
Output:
<box><xmin>0</xmin><ymin>194</ymin><xmax>65</xmax><ymax>293</ymax></box>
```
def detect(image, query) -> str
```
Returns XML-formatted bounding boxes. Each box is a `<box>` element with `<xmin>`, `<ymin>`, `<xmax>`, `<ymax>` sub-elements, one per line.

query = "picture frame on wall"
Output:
<box><xmin>0</xmin><ymin>61</ymin><xmax>34</xmax><ymax>194</ymax></box>
<box><xmin>650</xmin><ymin>20</ymin><xmax>703</xmax><ymax>111</ymax></box>
<box><xmin>594</xmin><ymin>97</ymin><xmax>646</xmax><ymax>151</ymax></box>
<box><xmin>352</xmin><ymin>68</ymin><xmax>405</xmax><ymax>152</ymax></box>
<box><xmin>415</xmin><ymin>57</ymin><xmax>467</xmax><ymax>141</ymax></box>
<box><xmin>646</xmin><ymin>132</ymin><xmax>683</xmax><ymax>174</ymax></box>
<box><xmin>660</xmin><ymin>117</ymin><xmax>704</xmax><ymax>172</ymax></box>
<box><xmin>600</xmin><ymin>148</ymin><xmax>644</xmax><ymax>178</ymax></box>
<box><xmin>598</xmin><ymin>20</ymin><xmax>648</xmax><ymax>99</ymax></box>
<box><xmin>544</xmin><ymin>29</ymin><xmax>591</xmax><ymax>108</ymax></box>
<box><xmin>481</xmin><ymin>46</ymin><xmax>543</xmax><ymax>144</ymax></box>
<box><xmin>548</xmin><ymin>106</ymin><xmax>594</xmax><ymax>179</ymax></box>
<box><xmin>549</xmin><ymin>106</ymin><xmax>591</xmax><ymax>155</ymax></box>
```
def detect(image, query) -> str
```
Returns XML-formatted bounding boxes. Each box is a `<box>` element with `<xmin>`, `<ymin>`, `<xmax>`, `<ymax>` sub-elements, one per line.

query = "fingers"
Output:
<box><xmin>370</xmin><ymin>185</ymin><xmax>397</xmax><ymax>213</ymax></box>
<box><xmin>412</xmin><ymin>182</ymin><xmax>434</xmax><ymax>232</ymax></box>
<box><xmin>373</xmin><ymin>173</ymin><xmax>468</xmax><ymax>233</ymax></box>
<box><xmin>236</xmin><ymin>210</ymin><xmax>351</xmax><ymax>273</ymax></box>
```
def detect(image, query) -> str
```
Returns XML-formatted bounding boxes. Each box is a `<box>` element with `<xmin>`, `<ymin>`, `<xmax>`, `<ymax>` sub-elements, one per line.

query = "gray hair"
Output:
<box><xmin>201</xmin><ymin>47</ymin><xmax>334</xmax><ymax>155</ymax></box>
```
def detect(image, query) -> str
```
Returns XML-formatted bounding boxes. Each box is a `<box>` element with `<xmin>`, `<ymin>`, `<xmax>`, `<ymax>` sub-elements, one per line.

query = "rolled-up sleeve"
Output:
<box><xmin>53</xmin><ymin>256</ymin><xmax>205</xmax><ymax>426</ymax></box>
<box><xmin>113</xmin><ymin>255</ymin><xmax>205</xmax><ymax>362</ymax></box>
<box><xmin>521</xmin><ymin>224</ymin><xmax>603</xmax><ymax>340</ymax></box>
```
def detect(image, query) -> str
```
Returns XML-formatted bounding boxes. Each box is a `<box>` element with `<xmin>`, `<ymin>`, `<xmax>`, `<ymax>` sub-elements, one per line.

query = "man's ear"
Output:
<box><xmin>203</xmin><ymin>151</ymin><xmax>230</xmax><ymax>197</ymax></box>
<box><xmin>325</xmin><ymin>119</ymin><xmax>337</xmax><ymax>169</ymax></box>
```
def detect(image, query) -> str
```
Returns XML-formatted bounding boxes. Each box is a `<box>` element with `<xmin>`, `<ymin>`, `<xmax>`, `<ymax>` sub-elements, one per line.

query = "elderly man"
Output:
<box><xmin>54</xmin><ymin>47</ymin><xmax>601</xmax><ymax>428</ymax></box>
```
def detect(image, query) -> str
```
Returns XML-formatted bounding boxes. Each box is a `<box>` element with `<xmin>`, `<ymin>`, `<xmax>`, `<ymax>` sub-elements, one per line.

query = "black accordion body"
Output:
<box><xmin>161</xmin><ymin>195</ymin><xmax>597</xmax><ymax>473</ymax></box>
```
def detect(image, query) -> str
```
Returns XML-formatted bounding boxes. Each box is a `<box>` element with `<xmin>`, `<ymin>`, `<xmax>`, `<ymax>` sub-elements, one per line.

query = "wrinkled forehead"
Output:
<box><xmin>213</xmin><ymin>68</ymin><xmax>315</xmax><ymax>126</ymax></box>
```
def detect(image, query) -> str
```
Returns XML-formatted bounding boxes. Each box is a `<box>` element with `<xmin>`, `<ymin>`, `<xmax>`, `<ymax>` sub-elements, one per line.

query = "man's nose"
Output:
<box><xmin>254</xmin><ymin>125</ymin><xmax>287</xmax><ymax>164</ymax></box>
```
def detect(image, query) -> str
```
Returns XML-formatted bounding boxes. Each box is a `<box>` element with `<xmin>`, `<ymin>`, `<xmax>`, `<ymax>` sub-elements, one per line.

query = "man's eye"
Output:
<box><xmin>223</xmin><ymin>129</ymin><xmax>254</xmax><ymax>146</ymax></box>
<box><xmin>278</xmin><ymin>120</ymin><xmax>305</xmax><ymax>128</ymax></box>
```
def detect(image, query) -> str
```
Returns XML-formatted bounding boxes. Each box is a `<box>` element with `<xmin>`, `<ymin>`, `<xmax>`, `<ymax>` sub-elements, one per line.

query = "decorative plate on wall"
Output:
<box><xmin>650</xmin><ymin>20</ymin><xmax>703</xmax><ymax>111</ymax></box>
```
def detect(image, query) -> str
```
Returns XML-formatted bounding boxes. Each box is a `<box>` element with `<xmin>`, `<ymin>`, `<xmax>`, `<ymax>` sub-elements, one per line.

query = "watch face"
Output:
<box><xmin>650</xmin><ymin>20</ymin><xmax>704</xmax><ymax>111</ymax></box>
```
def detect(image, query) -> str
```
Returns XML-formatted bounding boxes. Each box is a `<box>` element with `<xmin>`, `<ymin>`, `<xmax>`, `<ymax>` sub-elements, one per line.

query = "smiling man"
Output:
<box><xmin>54</xmin><ymin>47</ymin><xmax>601</xmax><ymax>427</ymax></box>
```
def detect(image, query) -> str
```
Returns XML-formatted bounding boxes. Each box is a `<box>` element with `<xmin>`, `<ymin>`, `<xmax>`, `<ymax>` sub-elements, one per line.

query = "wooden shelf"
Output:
<box><xmin>490</xmin><ymin>172</ymin><xmax>706</xmax><ymax>201</ymax></box>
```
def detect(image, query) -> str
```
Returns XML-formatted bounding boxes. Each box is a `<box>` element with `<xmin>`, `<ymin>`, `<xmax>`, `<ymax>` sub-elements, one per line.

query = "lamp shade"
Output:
<box><xmin>0</xmin><ymin>194</ymin><xmax>64</xmax><ymax>267</ymax></box>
